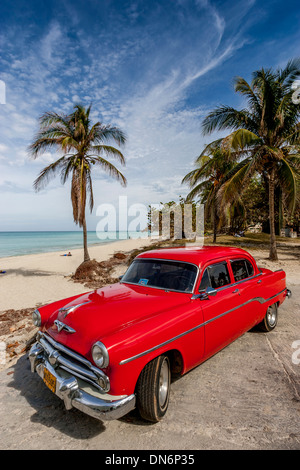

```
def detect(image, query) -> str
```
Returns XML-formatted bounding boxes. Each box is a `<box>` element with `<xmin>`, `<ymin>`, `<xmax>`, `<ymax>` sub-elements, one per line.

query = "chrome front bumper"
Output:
<box><xmin>29</xmin><ymin>340</ymin><xmax>136</xmax><ymax>421</ymax></box>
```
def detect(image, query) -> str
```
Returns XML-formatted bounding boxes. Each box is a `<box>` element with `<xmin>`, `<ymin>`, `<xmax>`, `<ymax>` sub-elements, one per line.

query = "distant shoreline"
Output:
<box><xmin>0</xmin><ymin>231</ymin><xmax>149</xmax><ymax>259</ymax></box>
<box><xmin>0</xmin><ymin>237</ymin><xmax>153</xmax><ymax>311</ymax></box>
<box><xmin>0</xmin><ymin>238</ymin><xmax>119</xmax><ymax>260</ymax></box>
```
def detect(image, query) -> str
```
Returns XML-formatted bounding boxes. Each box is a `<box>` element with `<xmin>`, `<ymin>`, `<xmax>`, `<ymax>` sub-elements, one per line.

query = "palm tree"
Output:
<box><xmin>202</xmin><ymin>59</ymin><xmax>300</xmax><ymax>260</ymax></box>
<box><xmin>28</xmin><ymin>104</ymin><xmax>127</xmax><ymax>263</ymax></box>
<box><xmin>182</xmin><ymin>141</ymin><xmax>240</xmax><ymax>242</ymax></box>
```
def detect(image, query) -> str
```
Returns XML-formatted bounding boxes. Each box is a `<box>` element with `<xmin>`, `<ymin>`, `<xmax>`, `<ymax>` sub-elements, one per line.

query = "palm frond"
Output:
<box><xmin>217</xmin><ymin>159</ymin><xmax>253</xmax><ymax>208</ymax></box>
<box><xmin>181</xmin><ymin>168</ymin><xmax>202</xmax><ymax>186</ymax></box>
<box><xmin>60</xmin><ymin>156</ymin><xmax>77</xmax><ymax>185</ymax></box>
<box><xmin>93</xmin><ymin>125</ymin><xmax>127</xmax><ymax>147</ymax></box>
<box><xmin>28</xmin><ymin>126</ymin><xmax>75</xmax><ymax>158</ymax></box>
<box><xmin>33</xmin><ymin>156</ymin><xmax>68</xmax><ymax>191</ymax></box>
<box><xmin>277</xmin><ymin>58</ymin><xmax>300</xmax><ymax>87</ymax></box>
<box><xmin>197</xmin><ymin>138</ymin><xmax>224</xmax><ymax>158</ymax></box>
<box><xmin>89</xmin><ymin>145</ymin><xmax>126</xmax><ymax>165</ymax></box>
<box><xmin>279</xmin><ymin>157</ymin><xmax>300</xmax><ymax>213</ymax></box>
<box><xmin>202</xmin><ymin>106</ymin><xmax>258</xmax><ymax>135</ymax></box>
<box><xmin>182</xmin><ymin>158</ymin><xmax>214</xmax><ymax>187</ymax></box>
<box><xmin>186</xmin><ymin>181</ymin><xmax>214</xmax><ymax>204</ymax></box>
<box><xmin>221</xmin><ymin>128</ymin><xmax>261</xmax><ymax>152</ymax></box>
<box><xmin>93</xmin><ymin>157</ymin><xmax>127</xmax><ymax>187</ymax></box>
<box><xmin>283</xmin><ymin>123</ymin><xmax>300</xmax><ymax>145</ymax></box>
<box><xmin>38</xmin><ymin>111</ymin><xmax>71</xmax><ymax>130</ymax></box>
<box><xmin>234</xmin><ymin>76</ymin><xmax>261</xmax><ymax>115</ymax></box>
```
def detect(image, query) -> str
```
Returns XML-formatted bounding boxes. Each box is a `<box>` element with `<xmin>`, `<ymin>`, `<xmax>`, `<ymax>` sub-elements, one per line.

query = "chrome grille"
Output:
<box><xmin>37</xmin><ymin>332</ymin><xmax>110</xmax><ymax>393</ymax></box>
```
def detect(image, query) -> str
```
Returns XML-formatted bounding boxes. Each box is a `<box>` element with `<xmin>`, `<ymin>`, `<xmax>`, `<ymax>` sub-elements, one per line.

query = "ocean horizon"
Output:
<box><xmin>0</xmin><ymin>231</ymin><xmax>147</xmax><ymax>258</ymax></box>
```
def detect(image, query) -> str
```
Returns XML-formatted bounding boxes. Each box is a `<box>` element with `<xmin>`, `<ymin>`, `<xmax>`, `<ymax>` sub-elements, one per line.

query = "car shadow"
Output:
<box><xmin>118</xmin><ymin>408</ymin><xmax>152</xmax><ymax>426</ymax></box>
<box><xmin>6</xmin><ymin>354</ymin><xmax>107</xmax><ymax>438</ymax></box>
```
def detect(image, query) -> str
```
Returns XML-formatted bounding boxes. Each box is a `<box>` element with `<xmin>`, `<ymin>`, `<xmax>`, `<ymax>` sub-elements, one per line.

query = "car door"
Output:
<box><xmin>198</xmin><ymin>260</ymin><xmax>247</xmax><ymax>360</ymax></box>
<box><xmin>229</xmin><ymin>257</ymin><xmax>265</xmax><ymax>331</ymax></box>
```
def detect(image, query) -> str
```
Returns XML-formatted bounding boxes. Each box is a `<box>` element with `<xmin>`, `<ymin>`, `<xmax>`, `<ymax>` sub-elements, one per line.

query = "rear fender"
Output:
<box><xmin>255</xmin><ymin>269</ymin><xmax>287</xmax><ymax>323</ymax></box>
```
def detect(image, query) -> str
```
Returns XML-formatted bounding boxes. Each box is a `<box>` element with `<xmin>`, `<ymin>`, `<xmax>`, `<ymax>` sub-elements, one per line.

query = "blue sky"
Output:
<box><xmin>0</xmin><ymin>0</ymin><xmax>300</xmax><ymax>231</ymax></box>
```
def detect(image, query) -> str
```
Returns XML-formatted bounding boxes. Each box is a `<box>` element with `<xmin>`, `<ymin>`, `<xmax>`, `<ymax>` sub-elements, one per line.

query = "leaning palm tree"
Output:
<box><xmin>202</xmin><ymin>59</ymin><xmax>300</xmax><ymax>260</ymax></box>
<box><xmin>28</xmin><ymin>104</ymin><xmax>127</xmax><ymax>262</ymax></box>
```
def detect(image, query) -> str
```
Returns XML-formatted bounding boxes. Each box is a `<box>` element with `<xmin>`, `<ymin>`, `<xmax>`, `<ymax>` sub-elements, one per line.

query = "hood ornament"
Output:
<box><xmin>59</xmin><ymin>301</ymin><xmax>91</xmax><ymax>318</ymax></box>
<box><xmin>54</xmin><ymin>320</ymin><xmax>76</xmax><ymax>334</ymax></box>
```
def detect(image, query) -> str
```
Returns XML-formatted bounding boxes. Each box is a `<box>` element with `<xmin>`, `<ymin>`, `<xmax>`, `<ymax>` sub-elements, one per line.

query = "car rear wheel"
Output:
<box><xmin>259</xmin><ymin>303</ymin><xmax>278</xmax><ymax>332</ymax></box>
<box><xmin>136</xmin><ymin>355</ymin><xmax>171</xmax><ymax>422</ymax></box>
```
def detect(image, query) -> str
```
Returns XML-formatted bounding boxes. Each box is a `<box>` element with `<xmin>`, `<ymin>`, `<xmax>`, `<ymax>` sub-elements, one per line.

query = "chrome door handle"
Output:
<box><xmin>257</xmin><ymin>280</ymin><xmax>262</xmax><ymax>284</ymax></box>
<box><xmin>232</xmin><ymin>288</ymin><xmax>240</xmax><ymax>293</ymax></box>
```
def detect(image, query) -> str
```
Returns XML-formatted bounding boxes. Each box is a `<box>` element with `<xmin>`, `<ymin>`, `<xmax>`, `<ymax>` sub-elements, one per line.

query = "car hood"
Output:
<box><xmin>44</xmin><ymin>282</ymin><xmax>191</xmax><ymax>357</ymax></box>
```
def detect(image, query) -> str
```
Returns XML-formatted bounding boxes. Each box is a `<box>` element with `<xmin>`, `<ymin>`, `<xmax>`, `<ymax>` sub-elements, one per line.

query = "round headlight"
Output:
<box><xmin>32</xmin><ymin>309</ymin><xmax>41</xmax><ymax>327</ymax></box>
<box><xmin>92</xmin><ymin>341</ymin><xmax>109</xmax><ymax>368</ymax></box>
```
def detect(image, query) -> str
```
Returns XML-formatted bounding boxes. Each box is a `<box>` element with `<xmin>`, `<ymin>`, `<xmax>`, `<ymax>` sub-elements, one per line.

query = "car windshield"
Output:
<box><xmin>121</xmin><ymin>258</ymin><xmax>198</xmax><ymax>293</ymax></box>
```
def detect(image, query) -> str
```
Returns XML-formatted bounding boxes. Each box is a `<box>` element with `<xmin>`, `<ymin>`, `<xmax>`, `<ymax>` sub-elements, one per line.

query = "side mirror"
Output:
<box><xmin>191</xmin><ymin>286</ymin><xmax>218</xmax><ymax>300</ymax></box>
<box><xmin>205</xmin><ymin>286</ymin><xmax>217</xmax><ymax>297</ymax></box>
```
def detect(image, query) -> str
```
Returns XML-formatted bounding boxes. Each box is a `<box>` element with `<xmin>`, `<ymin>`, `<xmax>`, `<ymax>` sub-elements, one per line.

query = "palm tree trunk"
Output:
<box><xmin>213</xmin><ymin>204</ymin><xmax>218</xmax><ymax>243</ymax></box>
<box><xmin>82</xmin><ymin>216</ymin><xmax>90</xmax><ymax>262</ymax></box>
<box><xmin>268</xmin><ymin>168</ymin><xmax>278</xmax><ymax>261</ymax></box>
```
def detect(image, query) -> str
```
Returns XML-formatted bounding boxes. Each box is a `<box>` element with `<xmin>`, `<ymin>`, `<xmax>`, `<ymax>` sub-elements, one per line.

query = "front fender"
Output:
<box><xmin>104</xmin><ymin>304</ymin><xmax>205</xmax><ymax>396</ymax></box>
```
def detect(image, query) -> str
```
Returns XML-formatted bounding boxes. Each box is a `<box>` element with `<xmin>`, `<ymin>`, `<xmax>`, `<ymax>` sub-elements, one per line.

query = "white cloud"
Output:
<box><xmin>39</xmin><ymin>22</ymin><xmax>63</xmax><ymax>65</ymax></box>
<box><xmin>0</xmin><ymin>0</ymin><xmax>260</xmax><ymax>230</ymax></box>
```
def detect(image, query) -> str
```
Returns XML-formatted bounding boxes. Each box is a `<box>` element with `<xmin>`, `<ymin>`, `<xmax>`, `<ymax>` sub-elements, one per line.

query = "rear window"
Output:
<box><xmin>231</xmin><ymin>259</ymin><xmax>254</xmax><ymax>282</ymax></box>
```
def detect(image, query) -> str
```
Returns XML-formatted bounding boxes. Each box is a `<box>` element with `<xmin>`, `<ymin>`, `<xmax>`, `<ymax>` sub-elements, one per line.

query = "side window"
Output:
<box><xmin>245</xmin><ymin>260</ymin><xmax>254</xmax><ymax>277</ymax></box>
<box><xmin>231</xmin><ymin>259</ymin><xmax>254</xmax><ymax>282</ymax></box>
<box><xmin>199</xmin><ymin>262</ymin><xmax>231</xmax><ymax>291</ymax></box>
<box><xmin>208</xmin><ymin>262</ymin><xmax>231</xmax><ymax>288</ymax></box>
<box><xmin>199</xmin><ymin>268</ymin><xmax>210</xmax><ymax>292</ymax></box>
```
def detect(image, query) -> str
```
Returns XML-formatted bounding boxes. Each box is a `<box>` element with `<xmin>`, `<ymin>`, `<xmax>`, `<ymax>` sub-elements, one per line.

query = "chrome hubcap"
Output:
<box><xmin>159</xmin><ymin>358</ymin><xmax>169</xmax><ymax>408</ymax></box>
<box><xmin>267</xmin><ymin>306</ymin><xmax>277</xmax><ymax>327</ymax></box>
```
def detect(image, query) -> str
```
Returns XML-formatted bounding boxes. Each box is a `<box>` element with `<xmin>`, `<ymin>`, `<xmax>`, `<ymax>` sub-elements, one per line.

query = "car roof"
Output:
<box><xmin>136</xmin><ymin>245</ymin><xmax>254</xmax><ymax>268</ymax></box>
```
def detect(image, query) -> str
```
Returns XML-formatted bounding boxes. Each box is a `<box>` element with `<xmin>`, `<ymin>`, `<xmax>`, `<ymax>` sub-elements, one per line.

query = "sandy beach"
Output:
<box><xmin>0</xmin><ymin>237</ymin><xmax>153</xmax><ymax>312</ymax></box>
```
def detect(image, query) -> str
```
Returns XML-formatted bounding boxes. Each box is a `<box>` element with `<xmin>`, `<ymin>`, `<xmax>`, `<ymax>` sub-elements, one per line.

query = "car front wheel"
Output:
<box><xmin>136</xmin><ymin>355</ymin><xmax>171</xmax><ymax>422</ymax></box>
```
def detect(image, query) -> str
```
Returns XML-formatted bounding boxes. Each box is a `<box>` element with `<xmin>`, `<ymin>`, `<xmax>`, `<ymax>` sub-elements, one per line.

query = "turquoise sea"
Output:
<box><xmin>0</xmin><ymin>231</ymin><xmax>145</xmax><ymax>258</ymax></box>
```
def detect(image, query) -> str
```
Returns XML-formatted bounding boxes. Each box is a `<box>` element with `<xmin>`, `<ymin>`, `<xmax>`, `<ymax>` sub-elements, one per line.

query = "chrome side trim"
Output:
<box><xmin>119</xmin><ymin>288</ymin><xmax>287</xmax><ymax>365</ymax></box>
<box><xmin>216</xmin><ymin>272</ymin><xmax>262</xmax><ymax>292</ymax></box>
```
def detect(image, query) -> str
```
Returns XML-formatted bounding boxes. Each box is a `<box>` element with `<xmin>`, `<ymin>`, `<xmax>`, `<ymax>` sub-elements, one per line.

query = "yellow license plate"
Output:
<box><xmin>43</xmin><ymin>367</ymin><xmax>56</xmax><ymax>394</ymax></box>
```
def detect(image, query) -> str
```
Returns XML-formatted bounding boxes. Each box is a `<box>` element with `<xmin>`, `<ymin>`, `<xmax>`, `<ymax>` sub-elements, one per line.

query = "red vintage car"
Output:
<box><xmin>29</xmin><ymin>246</ymin><xmax>291</xmax><ymax>422</ymax></box>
